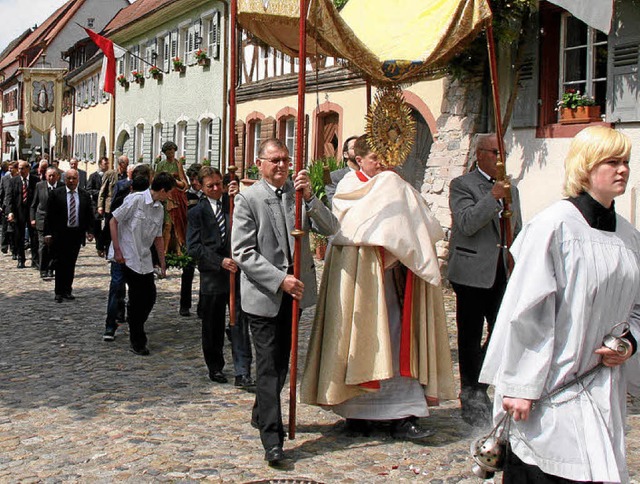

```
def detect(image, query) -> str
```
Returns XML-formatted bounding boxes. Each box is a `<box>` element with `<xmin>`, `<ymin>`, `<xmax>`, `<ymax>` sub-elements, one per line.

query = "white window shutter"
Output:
<box><xmin>607</xmin><ymin>1</ymin><xmax>640</xmax><ymax>123</ymax></box>
<box><xmin>210</xmin><ymin>10</ymin><xmax>220</xmax><ymax>60</ymax></box>
<box><xmin>164</xmin><ymin>33</ymin><xmax>171</xmax><ymax>72</ymax></box>
<box><xmin>171</xmin><ymin>29</ymin><xmax>179</xmax><ymax>62</ymax></box>
<box><xmin>512</xmin><ymin>18</ymin><xmax>539</xmax><ymax>128</ymax></box>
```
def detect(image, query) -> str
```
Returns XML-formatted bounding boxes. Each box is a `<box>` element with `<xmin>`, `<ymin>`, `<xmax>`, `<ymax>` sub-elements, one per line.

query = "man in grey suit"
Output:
<box><xmin>30</xmin><ymin>167</ymin><xmax>62</xmax><ymax>278</ymax></box>
<box><xmin>447</xmin><ymin>133</ymin><xmax>522</xmax><ymax>427</ymax></box>
<box><xmin>232</xmin><ymin>138</ymin><xmax>338</xmax><ymax>466</ymax></box>
<box><xmin>324</xmin><ymin>135</ymin><xmax>358</xmax><ymax>206</ymax></box>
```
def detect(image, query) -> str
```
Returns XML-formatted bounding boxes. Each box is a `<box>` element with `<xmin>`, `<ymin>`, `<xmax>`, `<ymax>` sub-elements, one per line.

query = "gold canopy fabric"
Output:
<box><xmin>237</xmin><ymin>0</ymin><xmax>492</xmax><ymax>85</ymax></box>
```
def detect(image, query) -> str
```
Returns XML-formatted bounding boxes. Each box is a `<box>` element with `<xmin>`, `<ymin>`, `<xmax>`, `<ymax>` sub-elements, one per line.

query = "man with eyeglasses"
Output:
<box><xmin>232</xmin><ymin>138</ymin><xmax>338</xmax><ymax>466</ymax></box>
<box><xmin>447</xmin><ymin>133</ymin><xmax>522</xmax><ymax>427</ymax></box>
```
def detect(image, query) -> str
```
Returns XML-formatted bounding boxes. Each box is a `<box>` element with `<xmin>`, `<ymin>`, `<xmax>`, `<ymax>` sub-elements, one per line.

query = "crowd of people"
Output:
<box><xmin>1</xmin><ymin>126</ymin><xmax>638</xmax><ymax>480</ymax></box>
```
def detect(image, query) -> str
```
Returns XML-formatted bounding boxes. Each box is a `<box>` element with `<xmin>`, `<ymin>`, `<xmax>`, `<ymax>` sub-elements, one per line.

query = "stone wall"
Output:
<box><xmin>420</xmin><ymin>77</ymin><xmax>484</xmax><ymax>274</ymax></box>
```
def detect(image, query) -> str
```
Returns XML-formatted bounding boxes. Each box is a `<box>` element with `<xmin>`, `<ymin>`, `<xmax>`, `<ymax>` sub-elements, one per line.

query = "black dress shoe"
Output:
<box><xmin>0</xmin><ymin>247</ymin><xmax>7</xmax><ymax>254</ymax></box>
<box><xmin>234</xmin><ymin>375</ymin><xmax>256</xmax><ymax>389</ymax></box>
<box><xmin>12</xmin><ymin>254</ymin><xmax>17</xmax><ymax>260</ymax></box>
<box><xmin>209</xmin><ymin>371</ymin><xmax>228</xmax><ymax>383</ymax></box>
<box><xmin>40</xmin><ymin>271</ymin><xmax>48</xmax><ymax>279</ymax></box>
<box><xmin>47</xmin><ymin>270</ymin><xmax>54</xmax><ymax>278</ymax></box>
<box><xmin>54</xmin><ymin>295</ymin><xmax>63</xmax><ymax>303</ymax></box>
<box><xmin>264</xmin><ymin>445</ymin><xmax>285</xmax><ymax>466</ymax></box>
<box><xmin>130</xmin><ymin>345</ymin><xmax>150</xmax><ymax>356</ymax></box>
<box><xmin>345</xmin><ymin>418</ymin><xmax>372</xmax><ymax>436</ymax></box>
<box><xmin>179</xmin><ymin>307</ymin><xmax>191</xmax><ymax>317</ymax></box>
<box><xmin>62</xmin><ymin>293</ymin><xmax>75</xmax><ymax>300</ymax></box>
<box><xmin>16</xmin><ymin>261</ymin><xmax>25</xmax><ymax>268</ymax></box>
<box><xmin>390</xmin><ymin>417</ymin><xmax>434</xmax><ymax>440</ymax></box>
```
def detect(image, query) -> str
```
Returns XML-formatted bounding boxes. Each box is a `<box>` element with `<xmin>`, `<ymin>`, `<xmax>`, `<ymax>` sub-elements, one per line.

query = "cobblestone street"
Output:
<box><xmin>1</xmin><ymin>247</ymin><xmax>639</xmax><ymax>483</ymax></box>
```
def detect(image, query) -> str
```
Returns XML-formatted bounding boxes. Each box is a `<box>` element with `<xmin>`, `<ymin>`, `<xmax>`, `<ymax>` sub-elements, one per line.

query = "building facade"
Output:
<box><xmin>104</xmin><ymin>0</ymin><xmax>227</xmax><ymax>170</ymax></box>
<box><xmin>0</xmin><ymin>0</ymin><xmax>128</xmax><ymax>162</ymax></box>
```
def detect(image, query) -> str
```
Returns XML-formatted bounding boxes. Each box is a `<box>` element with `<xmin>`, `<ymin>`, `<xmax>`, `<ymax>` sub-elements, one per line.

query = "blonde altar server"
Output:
<box><xmin>301</xmin><ymin>135</ymin><xmax>456</xmax><ymax>439</ymax></box>
<box><xmin>480</xmin><ymin>126</ymin><xmax>640</xmax><ymax>483</ymax></box>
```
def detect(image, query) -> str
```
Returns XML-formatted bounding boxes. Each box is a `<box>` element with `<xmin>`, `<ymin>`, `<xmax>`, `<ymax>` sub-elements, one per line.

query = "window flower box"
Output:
<box><xmin>557</xmin><ymin>89</ymin><xmax>600</xmax><ymax>125</ymax></box>
<box><xmin>132</xmin><ymin>70</ymin><xmax>145</xmax><ymax>85</ymax></box>
<box><xmin>173</xmin><ymin>57</ymin><xmax>186</xmax><ymax>73</ymax></box>
<box><xmin>195</xmin><ymin>49</ymin><xmax>210</xmax><ymax>67</ymax></box>
<box><xmin>117</xmin><ymin>74</ymin><xmax>129</xmax><ymax>88</ymax></box>
<box><xmin>149</xmin><ymin>65</ymin><xmax>163</xmax><ymax>81</ymax></box>
<box><xmin>559</xmin><ymin>106</ymin><xmax>602</xmax><ymax>125</ymax></box>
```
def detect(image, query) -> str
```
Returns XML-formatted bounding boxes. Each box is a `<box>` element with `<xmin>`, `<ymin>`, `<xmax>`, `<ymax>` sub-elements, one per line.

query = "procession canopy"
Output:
<box><xmin>237</xmin><ymin>0</ymin><xmax>493</xmax><ymax>85</ymax></box>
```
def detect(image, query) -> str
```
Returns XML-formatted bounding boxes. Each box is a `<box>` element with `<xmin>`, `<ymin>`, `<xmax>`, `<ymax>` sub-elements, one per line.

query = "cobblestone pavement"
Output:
<box><xmin>0</xmin><ymin>247</ymin><xmax>639</xmax><ymax>483</ymax></box>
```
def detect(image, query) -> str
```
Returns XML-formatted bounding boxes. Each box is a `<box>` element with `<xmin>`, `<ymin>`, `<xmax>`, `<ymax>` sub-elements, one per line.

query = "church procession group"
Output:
<box><xmin>2</xmin><ymin>0</ymin><xmax>640</xmax><ymax>482</ymax></box>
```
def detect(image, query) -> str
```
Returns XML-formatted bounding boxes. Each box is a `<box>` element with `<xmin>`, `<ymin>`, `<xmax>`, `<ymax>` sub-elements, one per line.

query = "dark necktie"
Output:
<box><xmin>68</xmin><ymin>191</ymin><xmax>77</xmax><ymax>226</ymax></box>
<box><xmin>215</xmin><ymin>200</ymin><xmax>225</xmax><ymax>243</ymax></box>
<box><xmin>274</xmin><ymin>188</ymin><xmax>291</xmax><ymax>264</ymax></box>
<box><xmin>22</xmin><ymin>178</ymin><xmax>27</xmax><ymax>203</ymax></box>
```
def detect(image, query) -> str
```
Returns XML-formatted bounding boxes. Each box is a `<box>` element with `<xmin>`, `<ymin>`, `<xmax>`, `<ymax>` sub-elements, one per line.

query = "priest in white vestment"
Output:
<box><xmin>480</xmin><ymin>126</ymin><xmax>640</xmax><ymax>483</ymax></box>
<box><xmin>301</xmin><ymin>135</ymin><xmax>456</xmax><ymax>439</ymax></box>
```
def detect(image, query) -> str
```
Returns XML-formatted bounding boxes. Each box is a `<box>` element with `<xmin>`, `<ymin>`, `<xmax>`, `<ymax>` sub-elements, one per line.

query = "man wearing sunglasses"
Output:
<box><xmin>447</xmin><ymin>133</ymin><xmax>522</xmax><ymax>427</ymax></box>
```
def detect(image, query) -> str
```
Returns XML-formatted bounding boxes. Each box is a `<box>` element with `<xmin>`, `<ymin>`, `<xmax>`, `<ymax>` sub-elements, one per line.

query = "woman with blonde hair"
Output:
<box><xmin>480</xmin><ymin>126</ymin><xmax>640</xmax><ymax>483</ymax></box>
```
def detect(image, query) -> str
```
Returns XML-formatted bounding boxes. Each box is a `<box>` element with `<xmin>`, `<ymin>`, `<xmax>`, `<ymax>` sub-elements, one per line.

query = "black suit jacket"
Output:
<box><xmin>31</xmin><ymin>180</ymin><xmax>63</xmax><ymax>231</ymax></box>
<box><xmin>0</xmin><ymin>175</ymin><xmax>13</xmax><ymax>211</ymax></box>
<box><xmin>44</xmin><ymin>186</ymin><xmax>93</xmax><ymax>244</ymax></box>
<box><xmin>187</xmin><ymin>196</ymin><xmax>231</xmax><ymax>295</ymax></box>
<box><xmin>86</xmin><ymin>170</ymin><xmax>103</xmax><ymax>208</ymax></box>
<box><xmin>7</xmin><ymin>174</ymin><xmax>38</xmax><ymax>221</ymax></box>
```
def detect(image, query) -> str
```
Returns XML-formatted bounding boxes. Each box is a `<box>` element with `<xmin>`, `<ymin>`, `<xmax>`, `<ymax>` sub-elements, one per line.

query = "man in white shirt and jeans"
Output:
<box><xmin>109</xmin><ymin>171</ymin><xmax>175</xmax><ymax>355</ymax></box>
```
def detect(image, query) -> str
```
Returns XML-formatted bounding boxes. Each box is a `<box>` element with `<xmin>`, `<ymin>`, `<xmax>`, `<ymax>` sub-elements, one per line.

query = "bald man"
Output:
<box><xmin>44</xmin><ymin>169</ymin><xmax>94</xmax><ymax>302</ymax></box>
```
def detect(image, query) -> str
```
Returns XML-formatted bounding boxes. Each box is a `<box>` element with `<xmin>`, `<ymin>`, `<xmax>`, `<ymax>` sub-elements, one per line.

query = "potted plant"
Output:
<box><xmin>195</xmin><ymin>48</ymin><xmax>210</xmax><ymax>67</ymax></box>
<box><xmin>246</xmin><ymin>164</ymin><xmax>260</xmax><ymax>180</ymax></box>
<box><xmin>131</xmin><ymin>70</ymin><xmax>145</xmax><ymax>85</ymax></box>
<box><xmin>117</xmin><ymin>74</ymin><xmax>129</xmax><ymax>88</ymax></box>
<box><xmin>202</xmin><ymin>157</ymin><xmax>211</xmax><ymax>166</ymax></box>
<box><xmin>149</xmin><ymin>65</ymin><xmax>163</xmax><ymax>80</ymax></box>
<box><xmin>310</xmin><ymin>232</ymin><xmax>329</xmax><ymax>260</ymax></box>
<box><xmin>173</xmin><ymin>56</ymin><xmax>186</xmax><ymax>73</ymax></box>
<box><xmin>557</xmin><ymin>89</ymin><xmax>601</xmax><ymax>125</ymax></box>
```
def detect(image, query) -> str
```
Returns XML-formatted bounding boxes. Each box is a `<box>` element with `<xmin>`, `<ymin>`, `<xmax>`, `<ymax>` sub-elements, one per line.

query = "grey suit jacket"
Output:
<box><xmin>447</xmin><ymin>169</ymin><xmax>522</xmax><ymax>288</ymax></box>
<box><xmin>232</xmin><ymin>178</ymin><xmax>339</xmax><ymax>317</ymax></box>
<box><xmin>325</xmin><ymin>166</ymin><xmax>350</xmax><ymax>206</ymax></box>
<box><xmin>31</xmin><ymin>180</ymin><xmax>62</xmax><ymax>231</ymax></box>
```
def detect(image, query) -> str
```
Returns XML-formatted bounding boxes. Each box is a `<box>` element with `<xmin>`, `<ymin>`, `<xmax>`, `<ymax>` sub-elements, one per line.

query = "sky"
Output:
<box><xmin>0</xmin><ymin>0</ymin><xmax>135</xmax><ymax>54</ymax></box>
<box><xmin>0</xmin><ymin>0</ymin><xmax>68</xmax><ymax>53</ymax></box>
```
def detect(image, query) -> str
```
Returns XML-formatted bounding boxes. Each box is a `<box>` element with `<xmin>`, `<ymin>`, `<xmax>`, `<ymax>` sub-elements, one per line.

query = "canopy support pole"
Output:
<box><xmin>228</xmin><ymin>0</ymin><xmax>238</xmax><ymax>325</ymax></box>
<box><xmin>289</xmin><ymin>0</ymin><xmax>309</xmax><ymax>441</ymax></box>
<box><xmin>486</xmin><ymin>21</ymin><xmax>514</xmax><ymax>273</ymax></box>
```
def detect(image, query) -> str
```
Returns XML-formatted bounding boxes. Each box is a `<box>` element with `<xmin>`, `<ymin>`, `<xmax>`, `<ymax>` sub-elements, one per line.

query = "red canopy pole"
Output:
<box><xmin>288</xmin><ymin>0</ymin><xmax>309</xmax><ymax>441</ymax></box>
<box><xmin>486</xmin><ymin>21</ymin><xmax>514</xmax><ymax>273</ymax></box>
<box><xmin>228</xmin><ymin>0</ymin><xmax>238</xmax><ymax>325</ymax></box>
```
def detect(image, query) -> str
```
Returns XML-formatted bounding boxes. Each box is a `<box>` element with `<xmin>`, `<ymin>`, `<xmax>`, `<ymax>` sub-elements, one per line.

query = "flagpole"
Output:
<box><xmin>109</xmin><ymin>89</ymin><xmax>116</xmax><ymax>169</ymax></box>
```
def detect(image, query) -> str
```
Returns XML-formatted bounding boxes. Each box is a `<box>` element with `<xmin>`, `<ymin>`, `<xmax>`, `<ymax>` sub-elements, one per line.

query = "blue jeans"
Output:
<box><xmin>106</xmin><ymin>262</ymin><xmax>126</xmax><ymax>328</ymax></box>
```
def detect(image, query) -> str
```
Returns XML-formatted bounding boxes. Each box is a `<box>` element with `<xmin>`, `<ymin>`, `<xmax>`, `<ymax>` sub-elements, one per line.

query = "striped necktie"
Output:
<box><xmin>68</xmin><ymin>191</ymin><xmax>77</xmax><ymax>226</ymax></box>
<box><xmin>22</xmin><ymin>178</ymin><xmax>27</xmax><ymax>203</ymax></box>
<box><xmin>216</xmin><ymin>200</ymin><xmax>225</xmax><ymax>243</ymax></box>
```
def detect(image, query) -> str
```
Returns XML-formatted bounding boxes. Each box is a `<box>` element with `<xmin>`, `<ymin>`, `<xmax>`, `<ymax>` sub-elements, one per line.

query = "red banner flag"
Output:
<box><xmin>83</xmin><ymin>27</ymin><xmax>126</xmax><ymax>95</ymax></box>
